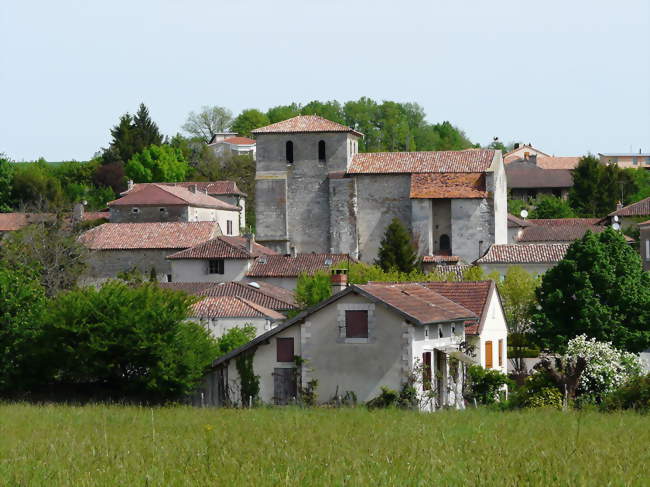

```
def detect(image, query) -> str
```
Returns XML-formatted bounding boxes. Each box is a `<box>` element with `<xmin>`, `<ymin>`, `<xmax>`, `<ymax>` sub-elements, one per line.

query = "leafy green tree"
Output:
<box><xmin>215</xmin><ymin>325</ymin><xmax>256</xmax><ymax>357</ymax></box>
<box><xmin>266</xmin><ymin>103</ymin><xmax>301</xmax><ymax>124</ymax></box>
<box><xmin>623</xmin><ymin>167</ymin><xmax>650</xmax><ymax>203</ymax></box>
<box><xmin>0</xmin><ymin>154</ymin><xmax>15</xmax><ymax>212</ymax></box>
<box><xmin>10</xmin><ymin>160</ymin><xmax>65</xmax><ymax>209</ymax></box>
<box><xmin>42</xmin><ymin>281</ymin><xmax>217</xmax><ymax>400</ymax></box>
<box><xmin>301</xmin><ymin>100</ymin><xmax>345</xmax><ymax>124</ymax></box>
<box><xmin>343</xmin><ymin>97</ymin><xmax>381</xmax><ymax>151</ymax></box>
<box><xmin>532</xmin><ymin>228</ymin><xmax>650</xmax><ymax>353</ymax></box>
<box><xmin>0</xmin><ymin>266</ymin><xmax>47</xmax><ymax>392</ymax></box>
<box><xmin>133</xmin><ymin>103</ymin><xmax>163</xmax><ymax>149</ymax></box>
<box><xmin>182</xmin><ymin>105</ymin><xmax>233</xmax><ymax>143</ymax></box>
<box><xmin>507</xmin><ymin>198</ymin><xmax>529</xmax><ymax>217</ymax></box>
<box><xmin>295</xmin><ymin>270</ymin><xmax>332</xmax><ymax>309</ymax></box>
<box><xmin>125</xmin><ymin>145</ymin><xmax>189</xmax><ymax>183</ymax></box>
<box><xmin>375</xmin><ymin>218</ymin><xmax>420</xmax><ymax>273</ymax></box>
<box><xmin>530</xmin><ymin>195</ymin><xmax>576</xmax><ymax>219</ymax></box>
<box><xmin>230</xmin><ymin>109</ymin><xmax>269</xmax><ymax>137</ymax></box>
<box><xmin>569</xmin><ymin>155</ymin><xmax>625</xmax><ymax>217</ymax></box>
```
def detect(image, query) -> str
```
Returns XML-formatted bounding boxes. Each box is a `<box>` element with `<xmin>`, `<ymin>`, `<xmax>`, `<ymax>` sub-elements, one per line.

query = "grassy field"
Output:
<box><xmin>0</xmin><ymin>404</ymin><xmax>647</xmax><ymax>486</ymax></box>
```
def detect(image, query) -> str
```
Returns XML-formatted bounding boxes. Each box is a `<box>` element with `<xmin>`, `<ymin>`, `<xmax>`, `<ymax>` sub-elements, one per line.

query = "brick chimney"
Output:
<box><xmin>189</xmin><ymin>184</ymin><xmax>197</xmax><ymax>193</ymax></box>
<box><xmin>127</xmin><ymin>179</ymin><xmax>134</xmax><ymax>191</ymax></box>
<box><xmin>331</xmin><ymin>269</ymin><xmax>348</xmax><ymax>294</ymax></box>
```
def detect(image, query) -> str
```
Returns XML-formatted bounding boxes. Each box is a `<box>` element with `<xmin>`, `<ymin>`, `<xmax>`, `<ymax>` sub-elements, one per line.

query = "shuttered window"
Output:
<box><xmin>345</xmin><ymin>310</ymin><xmax>368</xmax><ymax>338</ymax></box>
<box><xmin>485</xmin><ymin>341</ymin><xmax>493</xmax><ymax>369</ymax></box>
<box><xmin>498</xmin><ymin>339</ymin><xmax>503</xmax><ymax>367</ymax></box>
<box><xmin>276</xmin><ymin>337</ymin><xmax>294</xmax><ymax>363</ymax></box>
<box><xmin>422</xmin><ymin>352</ymin><xmax>432</xmax><ymax>390</ymax></box>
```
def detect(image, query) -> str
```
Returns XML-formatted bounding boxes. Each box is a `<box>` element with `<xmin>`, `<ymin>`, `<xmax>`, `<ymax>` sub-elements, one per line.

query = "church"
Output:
<box><xmin>253</xmin><ymin>115</ymin><xmax>507</xmax><ymax>264</ymax></box>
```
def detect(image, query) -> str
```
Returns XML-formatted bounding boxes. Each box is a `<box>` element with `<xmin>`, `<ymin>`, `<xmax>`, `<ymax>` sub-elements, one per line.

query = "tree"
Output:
<box><xmin>624</xmin><ymin>167</ymin><xmax>650</xmax><ymax>203</ymax></box>
<box><xmin>125</xmin><ymin>145</ymin><xmax>189</xmax><ymax>183</ymax></box>
<box><xmin>10</xmin><ymin>161</ymin><xmax>65</xmax><ymax>209</ymax></box>
<box><xmin>41</xmin><ymin>281</ymin><xmax>217</xmax><ymax>400</ymax></box>
<box><xmin>529</xmin><ymin>195</ymin><xmax>576</xmax><ymax>219</ymax></box>
<box><xmin>230</xmin><ymin>109</ymin><xmax>269</xmax><ymax>137</ymax></box>
<box><xmin>301</xmin><ymin>100</ymin><xmax>345</xmax><ymax>124</ymax></box>
<box><xmin>532</xmin><ymin>228</ymin><xmax>650</xmax><ymax>353</ymax></box>
<box><xmin>132</xmin><ymin>103</ymin><xmax>163</xmax><ymax>149</ymax></box>
<box><xmin>375</xmin><ymin>218</ymin><xmax>420</xmax><ymax>273</ymax></box>
<box><xmin>0</xmin><ymin>154</ymin><xmax>15</xmax><ymax>212</ymax></box>
<box><xmin>215</xmin><ymin>325</ymin><xmax>256</xmax><ymax>357</ymax></box>
<box><xmin>569</xmin><ymin>155</ymin><xmax>623</xmax><ymax>217</ymax></box>
<box><xmin>295</xmin><ymin>270</ymin><xmax>332</xmax><ymax>309</ymax></box>
<box><xmin>266</xmin><ymin>103</ymin><xmax>301</xmax><ymax>124</ymax></box>
<box><xmin>182</xmin><ymin>105</ymin><xmax>233</xmax><ymax>142</ymax></box>
<box><xmin>0</xmin><ymin>218</ymin><xmax>88</xmax><ymax>297</ymax></box>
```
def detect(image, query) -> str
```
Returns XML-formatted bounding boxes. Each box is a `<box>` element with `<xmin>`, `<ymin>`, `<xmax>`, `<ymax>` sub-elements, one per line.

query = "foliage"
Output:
<box><xmin>524</xmin><ymin>387</ymin><xmax>564</xmax><ymax>409</ymax></box>
<box><xmin>215</xmin><ymin>325</ymin><xmax>256</xmax><ymax>357</ymax></box>
<box><xmin>41</xmin><ymin>281</ymin><xmax>215</xmax><ymax>400</ymax></box>
<box><xmin>511</xmin><ymin>370</ymin><xmax>563</xmax><ymax>409</ymax></box>
<box><xmin>461</xmin><ymin>265</ymin><xmax>487</xmax><ymax>281</ymax></box>
<box><xmin>0</xmin><ymin>266</ymin><xmax>47</xmax><ymax>392</ymax></box>
<box><xmin>125</xmin><ymin>144</ymin><xmax>189</xmax><ymax>183</ymax></box>
<box><xmin>623</xmin><ymin>167</ymin><xmax>650</xmax><ymax>203</ymax></box>
<box><xmin>293</xmin><ymin>355</ymin><xmax>318</xmax><ymax>407</ymax></box>
<box><xmin>529</xmin><ymin>195</ymin><xmax>576</xmax><ymax>219</ymax></box>
<box><xmin>603</xmin><ymin>373</ymin><xmax>650</xmax><ymax>412</ymax></box>
<box><xmin>375</xmin><ymin>218</ymin><xmax>420</xmax><ymax>273</ymax></box>
<box><xmin>10</xmin><ymin>160</ymin><xmax>65</xmax><ymax>209</ymax></box>
<box><xmin>231</xmin><ymin>109</ymin><xmax>269</xmax><ymax>137</ymax></box>
<box><xmin>565</xmin><ymin>335</ymin><xmax>642</xmax><ymax>403</ymax></box>
<box><xmin>0</xmin><ymin>154</ymin><xmax>14</xmax><ymax>212</ymax></box>
<box><xmin>507</xmin><ymin>198</ymin><xmax>528</xmax><ymax>217</ymax></box>
<box><xmin>101</xmin><ymin>104</ymin><xmax>163</xmax><ymax>166</ymax></box>
<box><xmin>182</xmin><ymin>105</ymin><xmax>233</xmax><ymax>142</ymax></box>
<box><xmin>235</xmin><ymin>351</ymin><xmax>260</xmax><ymax>406</ymax></box>
<box><xmin>533</xmin><ymin>228</ymin><xmax>650</xmax><ymax>353</ymax></box>
<box><xmin>0</xmin><ymin>219</ymin><xmax>88</xmax><ymax>296</ymax></box>
<box><xmin>569</xmin><ymin>155</ymin><xmax>630</xmax><ymax>217</ymax></box>
<box><xmin>295</xmin><ymin>270</ymin><xmax>332</xmax><ymax>309</ymax></box>
<box><xmin>366</xmin><ymin>386</ymin><xmax>399</xmax><ymax>409</ymax></box>
<box><xmin>466</xmin><ymin>365</ymin><xmax>511</xmax><ymax>405</ymax></box>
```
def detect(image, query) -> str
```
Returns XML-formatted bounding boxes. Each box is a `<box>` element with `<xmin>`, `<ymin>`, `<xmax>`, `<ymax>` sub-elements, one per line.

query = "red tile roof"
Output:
<box><xmin>518</xmin><ymin>224</ymin><xmax>606</xmax><ymax>243</ymax></box>
<box><xmin>506</xmin><ymin>166</ymin><xmax>573</xmax><ymax>189</ymax></box>
<box><xmin>357</xmin><ymin>283</ymin><xmax>477</xmax><ymax>325</ymax></box>
<box><xmin>222</xmin><ymin>137</ymin><xmax>256</xmax><ymax>145</ymax></box>
<box><xmin>348</xmin><ymin>149</ymin><xmax>495</xmax><ymax>174</ymax></box>
<box><xmin>84</xmin><ymin>212</ymin><xmax>110</xmax><ymax>221</ymax></box>
<box><xmin>109</xmin><ymin>184</ymin><xmax>239</xmax><ymax>210</ymax></box>
<box><xmin>422</xmin><ymin>255</ymin><xmax>461</xmax><ymax>263</ymax></box>
<box><xmin>0</xmin><ymin>212</ymin><xmax>109</xmax><ymax>232</ymax></box>
<box><xmin>432</xmin><ymin>264</ymin><xmax>471</xmax><ymax>280</ymax></box>
<box><xmin>251</xmin><ymin>115</ymin><xmax>363</xmax><ymax>137</ymax></box>
<box><xmin>476</xmin><ymin>243</ymin><xmax>570</xmax><ymax>264</ymax></box>
<box><xmin>508</xmin><ymin>214</ymin><xmax>532</xmax><ymax>228</ymax></box>
<box><xmin>422</xmin><ymin>281</ymin><xmax>493</xmax><ymax>335</ymax></box>
<box><xmin>167</xmin><ymin>236</ymin><xmax>278</xmax><ymax>260</ymax></box>
<box><xmin>122</xmin><ymin>181</ymin><xmax>247</xmax><ymax>197</ymax></box>
<box><xmin>536</xmin><ymin>156</ymin><xmax>581</xmax><ymax>170</ymax></box>
<box><xmin>410</xmin><ymin>173</ymin><xmax>487</xmax><ymax>199</ymax></box>
<box><xmin>191</xmin><ymin>296</ymin><xmax>284</xmax><ymax>320</ymax></box>
<box><xmin>80</xmin><ymin>222</ymin><xmax>220</xmax><ymax>250</ymax></box>
<box><xmin>160</xmin><ymin>281</ymin><xmax>297</xmax><ymax>310</ymax></box>
<box><xmin>246</xmin><ymin>253</ymin><xmax>351</xmax><ymax>278</ymax></box>
<box><xmin>608</xmin><ymin>197</ymin><xmax>650</xmax><ymax>217</ymax></box>
<box><xmin>528</xmin><ymin>218</ymin><xmax>602</xmax><ymax>226</ymax></box>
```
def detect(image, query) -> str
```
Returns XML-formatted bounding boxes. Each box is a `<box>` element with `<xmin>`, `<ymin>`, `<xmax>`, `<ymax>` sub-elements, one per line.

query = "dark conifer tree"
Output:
<box><xmin>375</xmin><ymin>218</ymin><xmax>420</xmax><ymax>273</ymax></box>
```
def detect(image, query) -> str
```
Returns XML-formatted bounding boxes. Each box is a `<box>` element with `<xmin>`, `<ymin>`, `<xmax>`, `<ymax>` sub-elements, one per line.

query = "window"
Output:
<box><xmin>422</xmin><ymin>352</ymin><xmax>432</xmax><ymax>390</ymax></box>
<box><xmin>286</xmin><ymin>141</ymin><xmax>294</xmax><ymax>164</ymax></box>
<box><xmin>438</xmin><ymin>325</ymin><xmax>443</xmax><ymax>338</ymax></box>
<box><xmin>424</xmin><ymin>326</ymin><xmax>430</xmax><ymax>339</ymax></box>
<box><xmin>439</xmin><ymin>234</ymin><xmax>450</xmax><ymax>253</ymax></box>
<box><xmin>208</xmin><ymin>259</ymin><xmax>224</xmax><ymax>274</ymax></box>
<box><xmin>345</xmin><ymin>310</ymin><xmax>368</xmax><ymax>338</ymax></box>
<box><xmin>485</xmin><ymin>341</ymin><xmax>493</xmax><ymax>369</ymax></box>
<box><xmin>632</xmin><ymin>157</ymin><xmax>638</xmax><ymax>166</ymax></box>
<box><xmin>498</xmin><ymin>339</ymin><xmax>503</xmax><ymax>367</ymax></box>
<box><xmin>276</xmin><ymin>337</ymin><xmax>294</xmax><ymax>362</ymax></box>
<box><xmin>166</xmin><ymin>274</ymin><xmax>172</xmax><ymax>282</ymax></box>
<box><xmin>131</xmin><ymin>207</ymin><xmax>140</xmax><ymax>214</ymax></box>
<box><xmin>318</xmin><ymin>140</ymin><xmax>326</xmax><ymax>162</ymax></box>
<box><xmin>159</xmin><ymin>207</ymin><xmax>167</xmax><ymax>213</ymax></box>
<box><xmin>451</xmin><ymin>324</ymin><xmax>456</xmax><ymax>335</ymax></box>
<box><xmin>226</xmin><ymin>220</ymin><xmax>233</xmax><ymax>235</ymax></box>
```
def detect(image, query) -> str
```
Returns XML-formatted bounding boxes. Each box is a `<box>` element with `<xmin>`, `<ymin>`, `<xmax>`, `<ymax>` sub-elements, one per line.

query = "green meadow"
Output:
<box><xmin>0</xmin><ymin>404</ymin><xmax>647</xmax><ymax>486</ymax></box>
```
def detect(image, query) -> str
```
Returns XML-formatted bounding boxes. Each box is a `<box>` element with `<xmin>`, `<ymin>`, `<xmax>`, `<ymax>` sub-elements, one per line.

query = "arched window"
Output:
<box><xmin>440</xmin><ymin>234</ymin><xmax>451</xmax><ymax>253</ymax></box>
<box><xmin>286</xmin><ymin>141</ymin><xmax>294</xmax><ymax>164</ymax></box>
<box><xmin>318</xmin><ymin>140</ymin><xmax>326</xmax><ymax>162</ymax></box>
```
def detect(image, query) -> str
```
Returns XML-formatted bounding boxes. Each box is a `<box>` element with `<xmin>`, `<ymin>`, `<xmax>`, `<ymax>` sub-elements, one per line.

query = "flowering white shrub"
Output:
<box><xmin>566</xmin><ymin>335</ymin><xmax>643</xmax><ymax>401</ymax></box>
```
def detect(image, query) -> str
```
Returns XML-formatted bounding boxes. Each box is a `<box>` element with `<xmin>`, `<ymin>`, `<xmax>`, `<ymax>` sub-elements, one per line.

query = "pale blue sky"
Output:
<box><xmin>1</xmin><ymin>0</ymin><xmax>648</xmax><ymax>161</ymax></box>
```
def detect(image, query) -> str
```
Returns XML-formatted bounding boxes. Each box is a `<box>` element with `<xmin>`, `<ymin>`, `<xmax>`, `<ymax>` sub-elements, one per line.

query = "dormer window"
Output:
<box><xmin>318</xmin><ymin>140</ymin><xmax>326</xmax><ymax>162</ymax></box>
<box><xmin>286</xmin><ymin>141</ymin><xmax>294</xmax><ymax>164</ymax></box>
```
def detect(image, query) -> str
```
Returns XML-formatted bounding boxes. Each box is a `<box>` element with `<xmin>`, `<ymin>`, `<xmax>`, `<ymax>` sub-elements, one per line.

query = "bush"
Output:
<box><xmin>526</xmin><ymin>387</ymin><xmax>564</xmax><ymax>409</ymax></box>
<box><xmin>467</xmin><ymin>365</ymin><xmax>511</xmax><ymax>405</ymax></box>
<box><xmin>603</xmin><ymin>374</ymin><xmax>650</xmax><ymax>412</ymax></box>
<box><xmin>366</xmin><ymin>386</ymin><xmax>399</xmax><ymax>409</ymax></box>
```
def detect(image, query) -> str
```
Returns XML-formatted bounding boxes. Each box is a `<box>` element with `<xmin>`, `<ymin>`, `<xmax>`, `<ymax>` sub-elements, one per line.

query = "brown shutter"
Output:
<box><xmin>345</xmin><ymin>310</ymin><xmax>368</xmax><ymax>338</ymax></box>
<box><xmin>498</xmin><ymin>339</ymin><xmax>503</xmax><ymax>367</ymax></box>
<box><xmin>485</xmin><ymin>341</ymin><xmax>493</xmax><ymax>369</ymax></box>
<box><xmin>422</xmin><ymin>352</ymin><xmax>432</xmax><ymax>390</ymax></box>
<box><xmin>276</xmin><ymin>337</ymin><xmax>294</xmax><ymax>362</ymax></box>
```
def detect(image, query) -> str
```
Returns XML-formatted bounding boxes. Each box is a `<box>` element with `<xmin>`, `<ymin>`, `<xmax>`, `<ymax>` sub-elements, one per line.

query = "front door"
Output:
<box><xmin>273</xmin><ymin>368</ymin><xmax>297</xmax><ymax>405</ymax></box>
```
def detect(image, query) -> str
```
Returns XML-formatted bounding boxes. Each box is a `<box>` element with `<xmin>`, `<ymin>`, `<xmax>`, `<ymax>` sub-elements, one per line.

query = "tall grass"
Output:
<box><xmin>0</xmin><ymin>404</ymin><xmax>647</xmax><ymax>486</ymax></box>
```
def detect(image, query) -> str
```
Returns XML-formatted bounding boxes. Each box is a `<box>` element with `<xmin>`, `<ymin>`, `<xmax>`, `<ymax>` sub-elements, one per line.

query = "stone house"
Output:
<box><xmin>602</xmin><ymin>197</ymin><xmax>650</xmax><ymax>229</ymax></box>
<box><xmin>194</xmin><ymin>278</ymin><xmax>507</xmax><ymax>410</ymax></box>
<box><xmin>252</xmin><ymin>115</ymin><xmax>507</xmax><ymax>265</ymax></box>
<box><xmin>475</xmin><ymin>243</ymin><xmax>570</xmax><ymax>277</ymax></box>
<box><xmin>108</xmin><ymin>183</ymin><xmax>240</xmax><ymax>235</ymax></box>
<box><xmin>79</xmin><ymin>221</ymin><xmax>221</xmax><ymax>284</ymax></box>
<box><xmin>167</xmin><ymin>235</ymin><xmax>277</xmax><ymax>283</ymax></box>
<box><xmin>208</xmin><ymin>135</ymin><xmax>256</xmax><ymax>159</ymax></box>
<box><xmin>120</xmin><ymin>180</ymin><xmax>247</xmax><ymax>229</ymax></box>
<box><xmin>599</xmin><ymin>152</ymin><xmax>650</xmax><ymax>169</ymax></box>
<box><xmin>640</xmin><ymin>219</ymin><xmax>650</xmax><ymax>271</ymax></box>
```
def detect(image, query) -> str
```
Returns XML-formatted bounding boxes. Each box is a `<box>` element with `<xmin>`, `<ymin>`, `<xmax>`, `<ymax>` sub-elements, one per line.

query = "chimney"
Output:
<box><xmin>290</xmin><ymin>245</ymin><xmax>297</xmax><ymax>258</ymax></box>
<box><xmin>530</xmin><ymin>154</ymin><xmax>537</xmax><ymax>164</ymax></box>
<box><xmin>189</xmin><ymin>184</ymin><xmax>197</xmax><ymax>193</ymax></box>
<box><xmin>331</xmin><ymin>269</ymin><xmax>348</xmax><ymax>294</ymax></box>
<box><xmin>72</xmin><ymin>202</ymin><xmax>85</xmax><ymax>223</ymax></box>
<box><xmin>616</xmin><ymin>201</ymin><xmax>623</xmax><ymax>211</ymax></box>
<box><xmin>245</xmin><ymin>233</ymin><xmax>255</xmax><ymax>253</ymax></box>
<box><xmin>127</xmin><ymin>179</ymin><xmax>134</xmax><ymax>191</ymax></box>
<box><xmin>524</xmin><ymin>151</ymin><xmax>530</xmax><ymax>160</ymax></box>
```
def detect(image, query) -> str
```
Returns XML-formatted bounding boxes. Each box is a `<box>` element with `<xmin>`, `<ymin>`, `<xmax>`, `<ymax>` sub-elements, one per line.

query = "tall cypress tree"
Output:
<box><xmin>375</xmin><ymin>218</ymin><xmax>420</xmax><ymax>273</ymax></box>
<box><xmin>133</xmin><ymin>103</ymin><xmax>163</xmax><ymax>150</ymax></box>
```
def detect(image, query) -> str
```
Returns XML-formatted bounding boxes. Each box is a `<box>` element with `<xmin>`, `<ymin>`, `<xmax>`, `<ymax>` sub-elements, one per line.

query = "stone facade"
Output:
<box><xmin>82</xmin><ymin>249</ymin><xmax>182</xmax><ymax>285</ymax></box>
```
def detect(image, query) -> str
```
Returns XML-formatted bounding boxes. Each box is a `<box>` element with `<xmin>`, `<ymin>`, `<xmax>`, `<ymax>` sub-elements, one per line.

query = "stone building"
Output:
<box><xmin>253</xmin><ymin>115</ymin><xmax>507</xmax><ymax>264</ymax></box>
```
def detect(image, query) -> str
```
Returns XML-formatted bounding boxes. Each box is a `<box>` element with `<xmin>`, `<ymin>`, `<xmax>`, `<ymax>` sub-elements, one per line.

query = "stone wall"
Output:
<box><xmin>110</xmin><ymin>205</ymin><xmax>188</xmax><ymax>223</ymax></box>
<box><xmin>451</xmin><ymin>198</ymin><xmax>494</xmax><ymax>263</ymax></box>
<box><xmin>82</xmin><ymin>248</ymin><xmax>183</xmax><ymax>284</ymax></box>
<box><xmin>171</xmin><ymin>258</ymin><xmax>250</xmax><ymax>282</ymax></box>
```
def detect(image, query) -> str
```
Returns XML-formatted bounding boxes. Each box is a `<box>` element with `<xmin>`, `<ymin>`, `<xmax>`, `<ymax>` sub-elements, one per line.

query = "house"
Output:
<box><xmin>475</xmin><ymin>243</ymin><xmax>570</xmax><ymax>276</ymax></box>
<box><xmin>79</xmin><ymin>221</ymin><xmax>221</xmax><ymax>283</ymax></box>
<box><xmin>503</xmin><ymin>144</ymin><xmax>550</xmax><ymax>163</ymax></box>
<box><xmin>516</xmin><ymin>218</ymin><xmax>607</xmax><ymax>244</ymax></box>
<box><xmin>208</xmin><ymin>133</ymin><xmax>256</xmax><ymax>159</ymax></box>
<box><xmin>245</xmin><ymin>252</ymin><xmax>352</xmax><ymax>290</ymax></box>
<box><xmin>121</xmin><ymin>180</ymin><xmax>247</xmax><ymax>229</ymax></box>
<box><xmin>193</xmin><ymin>277</ymin><xmax>507</xmax><ymax>410</ymax></box>
<box><xmin>507</xmin><ymin>213</ymin><xmax>532</xmax><ymax>243</ymax></box>
<box><xmin>167</xmin><ymin>235</ymin><xmax>277</xmax><ymax>283</ymax></box>
<box><xmin>599</xmin><ymin>152</ymin><xmax>650</xmax><ymax>169</ymax></box>
<box><xmin>602</xmin><ymin>197</ymin><xmax>650</xmax><ymax>228</ymax></box>
<box><xmin>253</xmin><ymin>115</ymin><xmax>507</xmax><ymax>264</ymax></box>
<box><xmin>639</xmin><ymin>220</ymin><xmax>650</xmax><ymax>271</ymax></box>
<box><xmin>504</xmin><ymin>150</ymin><xmax>580</xmax><ymax>201</ymax></box>
<box><xmin>108</xmin><ymin>183</ymin><xmax>241</xmax><ymax>235</ymax></box>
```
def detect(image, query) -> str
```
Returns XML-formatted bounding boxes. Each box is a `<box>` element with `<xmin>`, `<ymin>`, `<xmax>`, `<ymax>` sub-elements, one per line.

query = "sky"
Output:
<box><xmin>1</xmin><ymin>0</ymin><xmax>649</xmax><ymax>161</ymax></box>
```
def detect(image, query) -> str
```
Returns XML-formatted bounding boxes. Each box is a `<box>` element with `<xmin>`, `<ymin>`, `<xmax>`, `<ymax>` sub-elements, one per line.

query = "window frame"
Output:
<box><xmin>318</xmin><ymin>140</ymin><xmax>326</xmax><ymax>162</ymax></box>
<box><xmin>276</xmin><ymin>337</ymin><xmax>294</xmax><ymax>363</ymax></box>
<box><xmin>226</xmin><ymin>220</ymin><xmax>233</xmax><ymax>235</ymax></box>
<box><xmin>345</xmin><ymin>310</ymin><xmax>368</xmax><ymax>339</ymax></box>
<box><xmin>286</xmin><ymin>140</ymin><xmax>294</xmax><ymax>164</ymax></box>
<box><xmin>208</xmin><ymin>259</ymin><xmax>225</xmax><ymax>275</ymax></box>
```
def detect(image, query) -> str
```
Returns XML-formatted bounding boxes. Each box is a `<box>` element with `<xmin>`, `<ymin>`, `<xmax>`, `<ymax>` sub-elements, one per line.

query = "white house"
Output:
<box><xmin>475</xmin><ymin>243</ymin><xmax>570</xmax><ymax>277</ymax></box>
<box><xmin>193</xmin><ymin>278</ymin><xmax>508</xmax><ymax>410</ymax></box>
<box><xmin>207</xmin><ymin>134</ymin><xmax>256</xmax><ymax>159</ymax></box>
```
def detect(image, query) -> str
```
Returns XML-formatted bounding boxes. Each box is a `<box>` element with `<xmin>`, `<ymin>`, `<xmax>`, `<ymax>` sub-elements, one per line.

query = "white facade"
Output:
<box><xmin>190</xmin><ymin>316</ymin><xmax>277</xmax><ymax>340</ymax></box>
<box><xmin>466</xmin><ymin>290</ymin><xmax>509</xmax><ymax>374</ymax></box>
<box><xmin>171</xmin><ymin>258</ymin><xmax>251</xmax><ymax>283</ymax></box>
